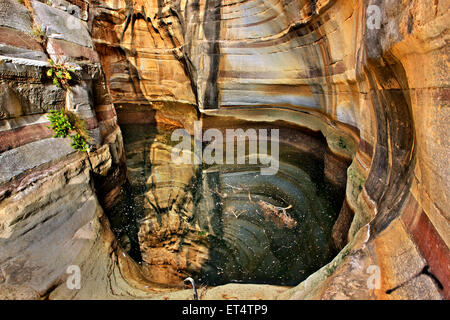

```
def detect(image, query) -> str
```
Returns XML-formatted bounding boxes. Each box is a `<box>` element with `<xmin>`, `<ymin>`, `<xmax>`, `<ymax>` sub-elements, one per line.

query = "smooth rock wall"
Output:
<box><xmin>0</xmin><ymin>0</ymin><xmax>448</xmax><ymax>300</ymax></box>
<box><xmin>90</xmin><ymin>0</ymin><xmax>449</xmax><ymax>299</ymax></box>
<box><xmin>0</xmin><ymin>0</ymin><xmax>144</xmax><ymax>299</ymax></box>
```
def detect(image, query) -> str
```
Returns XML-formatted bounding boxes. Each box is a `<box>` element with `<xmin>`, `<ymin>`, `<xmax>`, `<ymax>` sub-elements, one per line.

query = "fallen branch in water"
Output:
<box><xmin>225</xmin><ymin>183</ymin><xmax>246</xmax><ymax>193</ymax></box>
<box><xmin>259</xmin><ymin>201</ymin><xmax>297</xmax><ymax>229</ymax></box>
<box><xmin>248</xmin><ymin>189</ymin><xmax>297</xmax><ymax>229</ymax></box>
<box><xmin>222</xmin><ymin>183</ymin><xmax>297</xmax><ymax>228</ymax></box>
<box><xmin>226</xmin><ymin>208</ymin><xmax>247</xmax><ymax>219</ymax></box>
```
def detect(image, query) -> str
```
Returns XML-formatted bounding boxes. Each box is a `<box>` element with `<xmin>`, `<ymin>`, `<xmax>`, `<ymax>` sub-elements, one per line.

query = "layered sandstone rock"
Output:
<box><xmin>89</xmin><ymin>0</ymin><xmax>448</xmax><ymax>299</ymax></box>
<box><xmin>0</xmin><ymin>0</ymin><xmax>150</xmax><ymax>299</ymax></box>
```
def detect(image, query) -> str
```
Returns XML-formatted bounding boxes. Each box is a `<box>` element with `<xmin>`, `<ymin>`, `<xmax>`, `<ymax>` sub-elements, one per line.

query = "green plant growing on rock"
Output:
<box><xmin>66</xmin><ymin>110</ymin><xmax>90</xmax><ymax>143</ymax></box>
<box><xmin>32</xmin><ymin>26</ymin><xmax>46</xmax><ymax>43</ymax></box>
<box><xmin>47</xmin><ymin>108</ymin><xmax>72</xmax><ymax>138</ymax></box>
<box><xmin>47</xmin><ymin>108</ymin><xmax>90</xmax><ymax>152</ymax></box>
<box><xmin>347</xmin><ymin>166</ymin><xmax>365</xmax><ymax>193</ymax></box>
<box><xmin>70</xmin><ymin>133</ymin><xmax>88</xmax><ymax>152</ymax></box>
<box><xmin>46</xmin><ymin>59</ymin><xmax>75</xmax><ymax>90</ymax></box>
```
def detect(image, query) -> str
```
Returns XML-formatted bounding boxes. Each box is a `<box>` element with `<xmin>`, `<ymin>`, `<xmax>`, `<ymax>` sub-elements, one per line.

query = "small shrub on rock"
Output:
<box><xmin>32</xmin><ymin>26</ymin><xmax>46</xmax><ymax>43</ymax></box>
<box><xmin>47</xmin><ymin>108</ymin><xmax>72</xmax><ymax>138</ymax></box>
<box><xmin>46</xmin><ymin>59</ymin><xmax>75</xmax><ymax>90</ymax></box>
<box><xmin>70</xmin><ymin>133</ymin><xmax>88</xmax><ymax>152</ymax></box>
<box><xmin>47</xmin><ymin>108</ymin><xmax>90</xmax><ymax>152</ymax></box>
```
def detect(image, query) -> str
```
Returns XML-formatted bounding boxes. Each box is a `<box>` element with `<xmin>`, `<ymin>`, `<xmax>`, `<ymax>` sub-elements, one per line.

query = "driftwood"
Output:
<box><xmin>215</xmin><ymin>186</ymin><xmax>228</xmax><ymax>199</ymax></box>
<box><xmin>260</xmin><ymin>202</ymin><xmax>297</xmax><ymax>229</ymax></box>
<box><xmin>225</xmin><ymin>183</ymin><xmax>246</xmax><ymax>193</ymax></box>
<box><xmin>248</xmin><ymin>189</ymin><xmax>297</xmax><ymax>229</ymax></box>
<box><xmin>219</xmin><ymin>183</ymin><xmax>297</xmax><ymax>228</ymax></box>
<box><xmin>225</xmin><ymin>208</ymin><xmax>247</xmax><ymax>219</ymax></box>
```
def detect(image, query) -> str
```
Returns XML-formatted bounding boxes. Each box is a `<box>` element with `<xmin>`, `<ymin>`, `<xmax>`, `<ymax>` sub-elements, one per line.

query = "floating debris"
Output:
<box><xmin>226</xmin><ymin>208</ymin><xmax>247</xmax><ymax>219</ymax></box>
<box><xmin>247</xmin><ymin>189</ymin><xmax>297</xmax><ymax>229</ymax></box>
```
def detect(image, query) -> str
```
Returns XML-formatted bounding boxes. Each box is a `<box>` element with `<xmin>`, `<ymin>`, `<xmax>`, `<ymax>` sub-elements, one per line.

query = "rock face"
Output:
<box><xmin>119</xmin><ymin>124</ymin><xmax>203</xmax><ymax>285</ymax></box>
<box><xmin>0</xmin><ymin>0</ymin><xmax>148</xmax><ymax>299</ymax></box>
<box><xmin>0</xmin><ymin>0</ymin><xmax>448</xmax><ymax>300</ymax></box>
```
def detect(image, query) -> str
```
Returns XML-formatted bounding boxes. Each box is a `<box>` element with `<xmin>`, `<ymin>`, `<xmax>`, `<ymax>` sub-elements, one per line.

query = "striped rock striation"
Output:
<box><xmin>0</xmin><ymin>0</ymin><xmax>448</xmax><ymax>299</ymax></box>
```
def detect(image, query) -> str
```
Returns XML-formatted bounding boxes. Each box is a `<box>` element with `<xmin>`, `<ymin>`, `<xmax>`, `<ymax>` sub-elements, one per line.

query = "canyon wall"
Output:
<box><xmin>0</xmin><ymin>0</ymin><xmax>448</xmax><ymax>299</ymax></box>
<box><xmin>0</xmin><ymin>0</ymin><xmax>157</xmax><ymax>299</ymax></box>
<box><xmin>92</xmin><ymin>0</ymin><xmax>448</xmax><ymax>299</ymax></box>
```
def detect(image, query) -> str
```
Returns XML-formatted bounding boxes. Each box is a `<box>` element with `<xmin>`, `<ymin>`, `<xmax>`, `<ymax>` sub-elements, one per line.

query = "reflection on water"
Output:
<box><xmin>107</xmin><ymin>121</ymin><xmax>347</xmax><ymax>286</ymax></box>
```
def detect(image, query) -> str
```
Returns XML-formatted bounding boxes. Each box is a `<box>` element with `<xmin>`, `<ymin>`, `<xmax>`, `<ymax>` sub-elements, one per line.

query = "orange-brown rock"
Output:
<box><xmin>0</xmin><ymin>0</ymin><xmax>448</xmax><ymax>300</ymax></box>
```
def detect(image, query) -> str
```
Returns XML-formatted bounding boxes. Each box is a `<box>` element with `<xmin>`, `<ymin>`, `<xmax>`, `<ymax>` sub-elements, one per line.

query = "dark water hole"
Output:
<box><xmin>107</xmin><ymin>119</ymin><xmax>349</xmax><ymax>287</ymax></box>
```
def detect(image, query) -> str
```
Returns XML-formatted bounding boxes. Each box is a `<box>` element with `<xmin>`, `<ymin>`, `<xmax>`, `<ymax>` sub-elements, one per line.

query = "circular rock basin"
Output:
<box><xmin>107</xmin><ymin>118</ymin><xmax>350</xmax><ymax>287</ymax></box>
